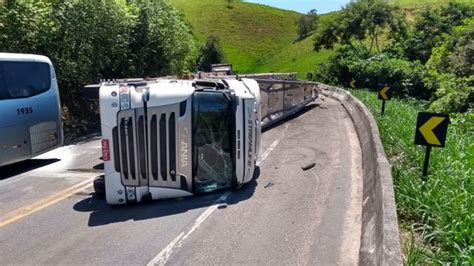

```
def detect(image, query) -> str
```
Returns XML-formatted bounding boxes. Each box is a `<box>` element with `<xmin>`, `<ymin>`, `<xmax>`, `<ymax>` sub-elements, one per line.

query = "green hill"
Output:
<box><xmin>254</xmin><ymin>12</ymin><xmax>339</xmax><ymax>79</ymax></box>
<box><xmin>169</xmin><ymin>0</ymin><xmax>472</xmax><ymax>78</ymax></box>
<box><xmin>169</xmin><ymin>0</ymin><xmax>301</xmax><ymax>73</ymax></box>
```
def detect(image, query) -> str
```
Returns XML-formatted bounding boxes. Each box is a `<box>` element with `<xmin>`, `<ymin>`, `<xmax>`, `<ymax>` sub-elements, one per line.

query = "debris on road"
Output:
<box><xmin>301</xmin><ymin>163</ymin><xmax>316</xmax><ymax>171</ymax></box>
<box><xmin>264</xmin><ymin>182</ymin><xmax>274</xmax><ymax>188</ymax></box>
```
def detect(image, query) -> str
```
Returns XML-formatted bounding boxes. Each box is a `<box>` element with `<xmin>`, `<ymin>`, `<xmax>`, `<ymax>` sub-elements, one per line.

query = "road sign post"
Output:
<box><xmin>378</xmin><ymin>85</ymin><xmax>391</xmax><ymax>115</ymax></box>
<box><xmin>414</xmin><ymin>112</ymin><xmax>450</xmax><ymax>179</ymax></box>
<box><xmin>422</xmin><ymin>146</ymin><xmax>432</xmax><ymax>177</ymax></box>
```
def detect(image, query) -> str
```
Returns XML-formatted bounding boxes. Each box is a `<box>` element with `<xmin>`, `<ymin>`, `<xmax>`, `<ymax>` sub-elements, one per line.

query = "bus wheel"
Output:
<box><xmin>93</xmin><ymin>175</ymin><xmax>106</xmax><ymax>198</ymax></box>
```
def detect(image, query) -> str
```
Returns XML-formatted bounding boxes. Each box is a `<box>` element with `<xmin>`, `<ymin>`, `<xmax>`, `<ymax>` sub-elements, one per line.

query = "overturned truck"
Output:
<box><xmin>84</xmin><ymin>75</ymin><xmax>318</xmax><ymax>205</ymax></box>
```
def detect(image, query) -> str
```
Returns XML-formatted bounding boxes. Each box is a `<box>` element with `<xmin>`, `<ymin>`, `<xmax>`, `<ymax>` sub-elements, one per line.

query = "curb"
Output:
<box><xmin>319</xmin><ymin>84</ymin><xmax>402</xmax><ymax>266</ymax></box>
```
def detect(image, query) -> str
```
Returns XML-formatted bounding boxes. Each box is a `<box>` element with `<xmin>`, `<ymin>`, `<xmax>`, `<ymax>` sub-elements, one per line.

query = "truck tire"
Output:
<box><xmin>93</xmin><ymin>175</ymin><xmax>106</xmax><ymax>198</ymax></box>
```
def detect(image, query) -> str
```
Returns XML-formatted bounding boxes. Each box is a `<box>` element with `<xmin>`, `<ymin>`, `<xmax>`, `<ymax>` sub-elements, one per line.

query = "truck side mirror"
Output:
<box><xmin>83</xmin><ymin>84</ymin><xmax>100</xmax><ymax>100</ymax></box>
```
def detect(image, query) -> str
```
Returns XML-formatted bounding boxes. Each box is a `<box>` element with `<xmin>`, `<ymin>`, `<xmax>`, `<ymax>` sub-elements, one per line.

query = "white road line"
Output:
<box><xmin>147</xmin><ymin>124</ymin><xmax>289</xmax><ymax>266</ymax></box>
<box><xmin>257</xmin><ymin>123</ymin><xmax>289</xmax><ymax>165</ymax></box>
<box><xmin>147</xmin><ymin>191</ymin><xmax>232</xmax><ymax>266</ymax></box>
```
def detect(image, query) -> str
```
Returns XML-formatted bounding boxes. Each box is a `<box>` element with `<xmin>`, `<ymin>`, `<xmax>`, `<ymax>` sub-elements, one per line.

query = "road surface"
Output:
<box><xmin>0</xmin><ymin>97</ymin><xmax>363</xmax><ymax>265</ymax></box>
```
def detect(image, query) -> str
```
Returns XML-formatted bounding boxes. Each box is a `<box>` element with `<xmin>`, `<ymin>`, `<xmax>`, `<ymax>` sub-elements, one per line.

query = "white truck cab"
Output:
<box><xmin>90</xmin><ymin>78</ymin><xmax>261</xmax><ymax>204</ymax></box>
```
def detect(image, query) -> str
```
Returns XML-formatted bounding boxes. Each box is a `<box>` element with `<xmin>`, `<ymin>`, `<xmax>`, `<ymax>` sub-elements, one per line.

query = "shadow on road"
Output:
<box><xmin>93</xmin><ymin>163</ymin><xmax>104</xmax><ymax>170</ymax></box>
<box><xmin>0</xmin><ymin>159</ymin><xmax>60</xmax><ymax>180</ymax></box>
<box><xmin>73</xmin><ymin>167</ymin><xmax>260</xmax><ymax>227</ymax></box>
<box><xmin>262</xmin><ymin>102</ymin><xmax>323</xmax><ymax>133</ymax></box>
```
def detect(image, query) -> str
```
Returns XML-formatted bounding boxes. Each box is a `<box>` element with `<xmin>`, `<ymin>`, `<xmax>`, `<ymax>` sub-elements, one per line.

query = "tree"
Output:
<box><xmin>402</xmin><ymin>2</ymin><xmax>473</xmax><ymax>62</ymax></box>
<box><xmin>425</xmin><ymin>21</ymin><xmax>474</xmax><ymax>113</ymax></box>
<box><xmin>198</xmin><ymin>36</ymin><xmax>224</xmax><ymax>72</ymax></box>
<box><xmin>297</xmin><ymin>9</ymin><xmax>318</xmax><ymax>39</ymax></box>
<box><xmin>314</xmin><ymin>0</ymin><xmax>406</xmax><ymax>53</ymax></box>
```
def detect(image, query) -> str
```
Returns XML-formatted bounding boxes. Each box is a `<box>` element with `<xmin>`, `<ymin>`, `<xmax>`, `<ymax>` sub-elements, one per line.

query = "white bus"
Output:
<box><xmin>0</xmin><ymin>53</ymin><xmax>63</xmax><ymax>167</ymax></box>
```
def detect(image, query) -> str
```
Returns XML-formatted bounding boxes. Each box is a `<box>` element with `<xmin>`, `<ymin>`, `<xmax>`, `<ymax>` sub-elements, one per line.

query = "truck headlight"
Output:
<box><xmin>126</xmin><ymin>187</ymin><xmax>136</xmax><ymax>201</ymax></box>
<box><xmin>119</xmin><ymin>86</ymin><xmax>131</xmax><ymax>110</ymax></box>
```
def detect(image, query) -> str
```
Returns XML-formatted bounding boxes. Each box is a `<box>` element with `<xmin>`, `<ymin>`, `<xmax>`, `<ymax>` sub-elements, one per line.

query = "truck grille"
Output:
<box><xmin>147</xmin><ymin>105</ymin><xmax>181</xmax><ymax>189</ymax></box>
<box><xmin>117</xmin><ymin>109</ymin><xmax>142</xmax><ymax>186</ymax></box>
<box><xmin>116</xmin><ymin>104</ymin><xmax>181</xmax><ymax>189</ymax></box>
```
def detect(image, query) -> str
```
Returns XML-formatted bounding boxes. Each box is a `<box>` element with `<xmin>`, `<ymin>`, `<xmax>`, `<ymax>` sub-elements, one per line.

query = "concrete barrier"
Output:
<box><xmin>318</xmin><ymin>84</ymin><xmax>402</xmax><ymax>266</ymax></box>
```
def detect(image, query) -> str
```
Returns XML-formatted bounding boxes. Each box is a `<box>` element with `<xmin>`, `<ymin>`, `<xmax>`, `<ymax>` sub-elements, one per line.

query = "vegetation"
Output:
<box><xmin>314</xmin><ymin>47</ymin><xmax>429</xmax><ymax>99</ymax></box>
<box><xmin>296</xmin><ymin>9</ymin><xmax>318</xmax><ymax>40</ymax></box>
<box><xmin>198</xmin><ymin>36</ymin><xmax>225</xmax><ymax>72</ymax></box>
<box><xmin>0</xmin><ymin>0</ymin><xmax>196</xmax><ymax>140</ymax></box>
<box><xmin>391</xmin><ymin>0</ymin><xmax>473</xmax><ymax>11</ymax></box>
<box><xmin>313</xmin><ymin>2</ymin><xmax>473</xmax><ymax>114</ymax></box>
<box><xmin>401</xmin><ymin>2</ymin><xmax>473</xmax><ymax>63</ymax></box>
<box><xmin>254</xmin><ymin>35</ymin><xmax>333</xmax><ymax>79</ymax></box>
<box><xmin>168</xmin><ymin>1</ymin><xmax>470</xmax><ymax>80</ymax></box>
<box><xmin>314</xmin><ymin>0</ymin><xmax>407</xmax><ymax>53</ymax></box>
<box><xmin>169</xmin><ymin>0</ymin><xmax>341</xmax><ymax>78</ymax></box>
<box><xmin>169</xmin><ymin>0</ymin><xmax>301</xmax><ymax>74</ymax></box>
<box><xmin>352</xmin><ymin>90</ymin><xmax>473</xmax><ymax>264</ymax></box>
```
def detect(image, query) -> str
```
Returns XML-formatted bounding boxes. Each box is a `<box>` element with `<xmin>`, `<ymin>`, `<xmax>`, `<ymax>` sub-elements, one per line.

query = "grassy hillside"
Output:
<box><xmin>253</xmin><ymin>34</ymin><xmax>332</xmax><ymax>79</ymax></box>
<box><xmin>353</xmin><ymin>90</ymin><xmax>473</xmax><ymax>263</ymax></box>
<box><xmin>254</xmin><ymin>12</ymin><xmax>339</xmax><ymax>79</ymax></box>
<box><xmin>168</xmin><ymin>0</ymin><xmax>301</xmax><ymax>73</ymax></box>
<box><xmin>392</xmin><ymin>0</ymin><xmax>472</xmax><ymax>9</ymax></box>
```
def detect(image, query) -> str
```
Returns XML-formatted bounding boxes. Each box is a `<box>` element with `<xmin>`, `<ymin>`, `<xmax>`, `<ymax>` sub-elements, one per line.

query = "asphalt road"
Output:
<box><xmin>0</xmin><ymin>97</ymin><xmax>363</xmax><ymax>265</ymax></box>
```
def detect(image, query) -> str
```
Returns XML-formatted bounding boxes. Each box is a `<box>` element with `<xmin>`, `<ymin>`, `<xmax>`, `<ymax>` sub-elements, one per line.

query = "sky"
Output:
<box><xmin>243</xmin><ymin>0</ymin><xmax>351</xmax><ymax>14</ymax></box>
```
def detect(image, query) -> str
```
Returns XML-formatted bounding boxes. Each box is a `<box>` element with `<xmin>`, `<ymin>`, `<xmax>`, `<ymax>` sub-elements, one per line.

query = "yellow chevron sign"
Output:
<box><xmin>419</xmin><ymin>117</ymin><xmax>445</xmax><ymax>146</ymax></box>
<box><xmin>415</xmin><ymin>112</ymin><xmax>449</xmax><ymax>147</ymax></box>
<box><xmin>350</xmin><ymin>79</ymin><xmax>356</xmax><ymax>89</ymax></box>
<box><xmin>379</xmin><ymin>86</ymin><xmax>390</xmax><ymax>100</ymax></box>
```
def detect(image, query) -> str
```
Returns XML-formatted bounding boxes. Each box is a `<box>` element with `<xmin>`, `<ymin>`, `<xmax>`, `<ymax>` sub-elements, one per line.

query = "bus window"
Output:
<box><xmin>0</xmin><ymin>61</ymin><xmax>51</xmax><ymax>100</ymax></box>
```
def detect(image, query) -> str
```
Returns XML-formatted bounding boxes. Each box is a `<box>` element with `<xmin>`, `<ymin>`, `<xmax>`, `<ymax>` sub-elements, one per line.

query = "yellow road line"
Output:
<box><xmin>0</xmin><ymin>177</ymin><xmax>94</xmax><ymax>228</ymax></box>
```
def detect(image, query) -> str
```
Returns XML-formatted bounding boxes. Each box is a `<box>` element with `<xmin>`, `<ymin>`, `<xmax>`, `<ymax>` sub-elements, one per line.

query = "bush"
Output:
<box><xmin>198</xmin><ymin>36</ymin><xmax>224</xmax><ymax>72</ymax></box>
<box><xmin>401</xmin><ymin>2</ymin><xmax>473</xmax><ymax>63</ymax></box>
<box><xmin>314</xmin><ymin>46</ymin><xmax>429</xmax><ymax>99</ymax></box>
<box><xmin>427</xmin><ymin>73</ymin><xmax>473</xmax><ymax>113</ymax></box>
<box><xmin>424</xmin><ymin>20</ymin><xmax>474</xmax><ymax>113</ymax></box>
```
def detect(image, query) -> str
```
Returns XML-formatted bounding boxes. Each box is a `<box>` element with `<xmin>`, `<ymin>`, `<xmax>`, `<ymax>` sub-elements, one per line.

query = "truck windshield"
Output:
<box><xmin>192</xmin><ymin>91</ymin><xmax>234</xmax><ymax>193</ymax></box>
<box><xmin>0</xmin><ymin>61</ymin><xmax>51</xmax><ymax>100</ymax></box>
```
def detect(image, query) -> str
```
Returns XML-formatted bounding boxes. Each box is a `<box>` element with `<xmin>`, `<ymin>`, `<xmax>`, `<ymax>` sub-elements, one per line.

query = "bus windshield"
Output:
<box><xmin>192</xmin><ymin>91</ymin><xmax>234</xmax><ymax>193</ymax></box>
<box><xmin>0</xmin><ymin>61</ymin><xmax>51</xmax><ymax>100</ymax></box>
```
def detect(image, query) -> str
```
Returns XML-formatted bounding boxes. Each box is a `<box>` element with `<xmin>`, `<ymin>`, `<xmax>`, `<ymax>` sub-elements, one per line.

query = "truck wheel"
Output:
<box><xmin>93</xmin><ymin>175</ymin><xmax>106</xmax><ymax>198</ymax></box>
